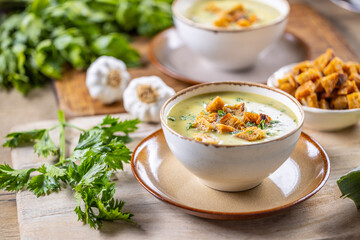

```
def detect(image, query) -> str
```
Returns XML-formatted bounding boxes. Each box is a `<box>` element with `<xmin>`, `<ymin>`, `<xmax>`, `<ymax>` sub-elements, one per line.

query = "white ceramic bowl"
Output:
<box><xmin>172</xmin><ymin>0</ymin><xmax>290</xmax><ymax>70</ymax></box>
<box><xmin>267</xmin><ymin>64</ymin><xmax>360</xmax><ymax>131</ymax></box>
<box><xmin>160</xmin><ymin>82</ymin><xmax>304</xmax><ymax>192</ymax></box>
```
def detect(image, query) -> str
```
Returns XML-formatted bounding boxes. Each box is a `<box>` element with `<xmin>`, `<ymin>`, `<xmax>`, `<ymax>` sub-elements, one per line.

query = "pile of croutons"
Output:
<box><xmin>192</xmin><ymin>96</ymin><xmax>272</xmax><ymax>144</ymax></box>
<box><xmin>205</xmin><ymin>2</ymin><xmax>258</xmax><ymax>28</ymax></box>
<box><xmin>278</xmin><ymin>49</ymin><xmax>360</xmax><ymax>109</ymax></box>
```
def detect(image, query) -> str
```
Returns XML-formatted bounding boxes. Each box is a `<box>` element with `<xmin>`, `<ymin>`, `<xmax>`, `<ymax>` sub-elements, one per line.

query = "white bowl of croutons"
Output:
<box><xmin>160</xmin><ymin>82</ymin><xmax>304</xmax><ymax>192</ymax></box>
<box><xmin>267</xmin><ymin>49</ymin><xmax>360</xmax><ymax>131</ymax></box>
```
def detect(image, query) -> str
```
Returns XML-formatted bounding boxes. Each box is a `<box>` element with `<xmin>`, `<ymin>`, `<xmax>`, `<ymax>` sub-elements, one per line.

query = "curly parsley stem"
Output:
<box><xmin>64</xmin><ymin>123</ymin><xmax>86</xmax><ymax>132</ymax></box>
<box><xmin>58</xmin><ymin>110</ymin><xmax>66</xmax><ymax>164</ymax></box>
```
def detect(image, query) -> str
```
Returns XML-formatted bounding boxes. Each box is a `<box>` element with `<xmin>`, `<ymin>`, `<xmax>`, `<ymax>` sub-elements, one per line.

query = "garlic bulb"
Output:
<box><xmin>123</xmin><ymin>76</ymin><xmax>175</xmax><ymax>122</ymax></box>
<box><xmin>86</xmin><ymin>56</ymin><xmax>130</xmax><ymax>104</ymax></box>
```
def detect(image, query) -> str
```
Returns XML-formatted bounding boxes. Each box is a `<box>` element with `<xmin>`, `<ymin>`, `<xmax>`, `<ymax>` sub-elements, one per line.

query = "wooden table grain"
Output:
<box><xmin>0</xmin><ymin>0</ymin><xmax>360</xmax><ymax>239</ymax></box>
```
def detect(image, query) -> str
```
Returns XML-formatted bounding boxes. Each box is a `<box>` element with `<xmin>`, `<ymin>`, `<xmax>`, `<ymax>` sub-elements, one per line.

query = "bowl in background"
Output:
<box><xmin>172</xmin><ymin>0</ymin><xmax>290</xmax><ymax>70</ymax></box>
<box><xmin>267</xmin><ymin>63</ymin><xmax>360</xmax><ymax>131</ymax></box>
<box><xmin>160</xmin><ymin>82</ymin><xmax>304</xmax><ymax>192</ymax></box>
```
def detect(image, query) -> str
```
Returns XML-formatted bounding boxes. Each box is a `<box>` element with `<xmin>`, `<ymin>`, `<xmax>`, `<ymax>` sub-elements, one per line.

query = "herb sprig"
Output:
<box><xmin>0</xmin><ymin>111</ymin><xmax>140</xmax><ymax>229</ymax></box>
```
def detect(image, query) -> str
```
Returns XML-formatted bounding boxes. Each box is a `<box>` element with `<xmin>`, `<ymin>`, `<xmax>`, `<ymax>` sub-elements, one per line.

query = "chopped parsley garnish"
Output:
<box><xmin>181</xmin><ymin>114</ymin><xmax>196</xmax><ymax>121</ymax></box>
<box><xmin>236</xmin><ymin>97</ymin><xmax>243</xmax><ymax>102</ymax></box>
<box><xmin>167</xmin><ymin>116</ymin><xmax>176</xmax><ymax>121</ymax></box>
<box><xmin>217</xmin><ymin>110</ymin><xmax>226</xmax><ymax>117</ymax></box>
<box><xmin>266</xmin><ymin>132</ymin><xmax>276</xmax><ymax>136</ymax></box>
<box><xmin>246</xmin><ymin>130</ymin><xmax>253</xmax><ymax>134</ymax></box>
<box><xmin>246</xmin><ymin>122</ymin><xmax>256</xmax><ymax>127</ymax></box>
<box><xmin>258</xmin><ymin>119</ymin><xmax>266</xmax><ymax>129</ymax></box>
<box><xmin>280</xmin><ymin>109</ymin><xmax>286</xmax><ymax>112</ymax></box>
<box><xmin>186</xmin><ymin>122</ymin><xmax>194</xmax><ymax>130</ymax></box>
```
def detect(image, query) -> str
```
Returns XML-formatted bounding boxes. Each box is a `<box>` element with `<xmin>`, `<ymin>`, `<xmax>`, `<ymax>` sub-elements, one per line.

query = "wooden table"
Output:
<box><xmin>1</xmin><ymin>0</ymin><xmax>360</xmax><ymax>239</ymax></box>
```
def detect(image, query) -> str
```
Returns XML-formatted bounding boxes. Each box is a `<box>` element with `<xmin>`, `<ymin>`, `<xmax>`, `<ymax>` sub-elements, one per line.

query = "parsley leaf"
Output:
<box><xmin>338</xmin><ymin>167</ymin><xmax>360</xmax><ymax>209</ymax></box>
<box><xmin>0</xmin><ymin>164</ymin><xmax>36</xmax><ymax>191</ymax></box>
<box><xmin>3</xmin><ymin>129</ymin><xmax>46</xmax><ymax>148</ymax></box>
<box><xmin>218</xmin><ymin>110</ymin><xmax>226</xmax><ymax>117</ymax></box>
<box><xmin>34</xmin><ymin>130</ymin><xmax>59</xmax><ymax>158</ymax></box>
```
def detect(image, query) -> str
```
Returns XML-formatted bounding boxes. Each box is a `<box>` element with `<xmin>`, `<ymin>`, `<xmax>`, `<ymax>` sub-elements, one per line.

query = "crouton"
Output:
<box><xmin>194</xmin><ymin>116</ymin><xmax>215</xmax><ymax>132</ymax></box>
<box><xmin>305</xmin><ymin>92</ymin><xmax>319</xmax><ymax>108</ymax></box>
<box><xmin>194</xmin><ymin>133</ymin><xmax>219</xmax><ymax>144</ymax></box>
<box><xmin>223</xmin><ymin>103</ymin><xmax>245</xmax><ymax>116</ymax></box>
<box><xmin>313</xmin><ymin>48</ymin><xmax>335</xmax><ymax>71</ymax></box>
<box><xmin>206</xmin><ymin>96</ymin><xmax>225</xmax><ymax>113</ymax></box>
<box><xmin>235</xmin><ymin>127</ymin><xmax>266</xmax><ymax>141</ymax></box>
<box><xmin>279</xmin><ymin>83</ymin><xmax>296</xmax><ymax>96</ymax></box>
<box><xmin>295</xmin><ymin>81</ymin><xmax>315</xmax><ymax>100</ymax></box>
<box><xmin>220</xmin><ymin>113</ymin><xmax>244</xmax><ymax>129</ymax></box>
<box><xmin>248</xmin><ymin>14</ymin><xmax>258</xmax><ymax>23</ymax></box>
<box><xmin>200</xmin><ymin>112</ymin><xmax>218</xmax><ymax>123</ymax></box>
<box><xmin>237</xmin><ymin>19</ymin><xmax>251</xmax><ymax>27</ymax></box>
<box><xmin>347</xmin><ymin>92</ymin><xmax>360</xmax><ymax>109</ymax></box>
<box><xmin>314</xmin><ymin>79</ymin><xmax>324</xmax><ymax>93</ymax></box>
<box><xmin>343</xmin><ymin>62</ymin><xmax>360</xmax><ymax>76</ymax></box>
<box><xmin>205</xmin><ymin>2</ymin><xmax>221</xmax><ymax>13</ymax></box>
<box><xmin>295</xmin><ymin>68</ymin><xmax>322</xmax><ymax>85</ymax></box>
<box><xmin>321</xmin><ymin>73</ymin><xmax>344</xmax><ymax>95</ymax></box>
<box><xmin>256</xmin><ymin>113</ymin><xmax>272</xmax><ymax>125</ymax></box>
<box><xmin>337</xmin><ymin>80</ymin><xmax>359</xmax><ymax>95</ymax></box>
<box><xmin>214</xmin><ymin>16</ymin><xmax>229</xmax><ymax>27</ymax></box>
<box><xmin>215</xmin><ymin>123</ymin><xmax>236</xmax><ymax>133</ymax></box>
<box><xmin>323</xmin><ymin>57</ymin><xmax>344</xmax><ymax>76</ymax></box>
<box><xmin>242</xmin><ymin>112</ymin><xmax>260</xmax><ymax>124</ymax></box>
<box><xmin>319</xmin><ymin>99</ymin><xmax>330</xmax><ymax>109</ymax></box>
<box><xmin>349</xmin><ymin>74</ymin><xmax>360</xmax><ymax>89</ymax></box>
<box><xmin>293</xmin><ymin>61</ymin><xmax>314</xmax><ymax>75</ymax></box>
<box><xmin>330</xmin><ymin>96</ymin><xmax>348</xmax><ymax>109</ymax></box>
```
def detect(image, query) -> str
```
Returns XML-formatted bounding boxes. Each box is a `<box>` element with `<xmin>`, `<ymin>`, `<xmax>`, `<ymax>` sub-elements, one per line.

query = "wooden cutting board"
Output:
<box><xmin>53</xmin><ymin>3</ymin><xmax>359</xmax><ymax>118</ymax></box>
<box><xmin>10</xmin><ymin>115</ymin><xmax>360</xmax><ymax>239</ymax></box>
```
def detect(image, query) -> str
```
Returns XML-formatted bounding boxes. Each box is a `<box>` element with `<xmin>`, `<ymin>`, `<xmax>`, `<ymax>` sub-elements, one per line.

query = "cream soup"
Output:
<box><xmin>166</xmin><ymin>92</ymin><xmax>298</xmax><ymax>145</ymax></box>
<box><xmin>186</xmin><ymin>0</ymin><xmax>281</xmax><ymax>29</ymax></box>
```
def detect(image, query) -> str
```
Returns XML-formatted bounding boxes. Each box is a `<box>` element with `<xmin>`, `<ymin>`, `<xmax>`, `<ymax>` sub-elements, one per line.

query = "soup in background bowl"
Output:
<box><xmin>186</xmin><ymin>0</ymin><xmax>281</xmax><ymax>29</ymax></box>
<box><xmin>160</xmin><ymin>82</ymin><xmax>304</xmax><ymax>192</ymax></box>
<box><xmin>172</xmin><ymin>0</ymin><xmax>289</xmax><ymax>70</ymax></box>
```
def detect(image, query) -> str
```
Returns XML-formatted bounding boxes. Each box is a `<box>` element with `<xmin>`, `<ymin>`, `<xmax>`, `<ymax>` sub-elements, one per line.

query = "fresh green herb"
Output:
<box><xmin>186</xmin><ymin>122</ymin><xmax>194</xmax><ymax>130</ymax></box>
<box><xmin>266</xmin><ymin>132</ymin><xmax>275</xmax><ymax>136</ymax></box>
<box><xmin>217</xmin><ymin>110</ymin><xmax>226</xmax><ymax>117</ymax></box>
<box><xmin>181</xmin><ymin>114</ymin><xmax>196</xmax><ymax>121</ymax></box>
<box><xmin>0</xmin><ymin>110</ymin><xmax>140</xmax><ymax>229</ymax></box>
<box><xmin>236</xmin><ymin>97</ymin><xmax>243</xmax><ymax>102</ymax></box>
<box><xmin>246</xmin><ymin>122</ymin><xmax>256</xmax><ymax>127</ymax></box>
<box><xmin>258</xmin><ymin>119</ymin><xmax>266</xmax><ymax>129</ymax></box>
<box><xmin>0</xmin><ymin>0</ymin><xmax>174</xmax><ymax>94</ymax></box>
<box><xmin>210</xmin><ymin>97</ymin><xmax>215</xmax><ymax>100</ymax></box>
<box><xmin>167</xmin><ymin>116</ymin><xmax>175</xmax><ymax>121</ymax></box>
<box><xmin>270</xmin><ymin>120</ymin><xmax>280</xmax><ymax>124</ymax></box>
<box><xmin>246</xmin><ymin>130</ymin><xmax>253</xmax><ymax>134</ymax></box>
<box><xmin>338</xmin><ymin>167</ymin><xmax>360</xmax><ymax>209</ymax></box>
<box><xmin>280</xmin><ymin>109</ymin><xmax>286</xmax><ymax>113</ymax></box>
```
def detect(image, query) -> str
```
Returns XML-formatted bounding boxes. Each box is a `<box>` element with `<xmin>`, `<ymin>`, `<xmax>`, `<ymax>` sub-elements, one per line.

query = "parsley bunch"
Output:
<box><xmin>0</xmin><ymin>111</ymin><xmax>140</xmax><ymax>229</ymax></box>
<box><xmin>0</xmin><ymin>0</ymin><xmax>174</xmax><ymax>94</ymax></box>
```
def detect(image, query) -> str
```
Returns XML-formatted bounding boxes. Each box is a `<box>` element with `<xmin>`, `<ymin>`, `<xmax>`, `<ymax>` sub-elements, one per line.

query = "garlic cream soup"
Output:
<box><xmin>186</xmin><ymin>0</ymin><xmax>281</xmax><ymax>29</ymax></box>
<box><xmin>166</xmin><ymin>92</ymin><xmax>298</xmax><ymax>145</ymax></box>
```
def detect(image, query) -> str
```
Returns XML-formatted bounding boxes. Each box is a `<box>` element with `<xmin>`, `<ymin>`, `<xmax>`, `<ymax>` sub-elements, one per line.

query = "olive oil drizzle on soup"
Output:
<box><xmin>186</xmin><ymin>0</ymin><xmax>281</xmax><ymax>29</ymax></box>
<box><xmin>166</xmin><ymin>92</ymin><xmax>298</xmax><ymax>145</ymax></box>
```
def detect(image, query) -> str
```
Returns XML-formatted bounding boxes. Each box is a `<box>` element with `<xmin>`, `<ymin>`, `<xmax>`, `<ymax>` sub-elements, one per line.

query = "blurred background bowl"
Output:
<box><xmin>267</xmin><ymin>64</ymin><xmax>360</xmax><ymax>131</ymax></box>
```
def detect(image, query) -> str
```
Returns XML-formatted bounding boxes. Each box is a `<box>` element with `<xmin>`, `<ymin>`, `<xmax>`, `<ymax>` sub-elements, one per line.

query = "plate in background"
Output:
<box><xmin>149</xmin><ymin>28</ymin><xmax>309</xmax><ymax>85</ymax></box>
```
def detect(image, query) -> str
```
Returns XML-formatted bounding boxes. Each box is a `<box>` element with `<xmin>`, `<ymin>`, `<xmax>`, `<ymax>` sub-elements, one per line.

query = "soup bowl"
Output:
<box><xmin>160</xmin><ymin>82</ymin><xmax>304</xmax><ymax>192</ymax></box>
<box><xmin>172</xmin><ymin>0</ymin><xmax>290</xmax><ymax>70</ymax></box>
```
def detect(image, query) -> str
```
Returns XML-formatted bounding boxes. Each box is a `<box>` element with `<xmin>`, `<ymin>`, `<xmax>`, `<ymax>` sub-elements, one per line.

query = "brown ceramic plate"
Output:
<box><xmin>148</xmin><ymin>28</ymin><xmax>309</xmax><ymax>85</ymax></box>
<box><xmin>131</xmin><ymin>129</ymin><xmax>330</xmax><ymax>220</ymax></box>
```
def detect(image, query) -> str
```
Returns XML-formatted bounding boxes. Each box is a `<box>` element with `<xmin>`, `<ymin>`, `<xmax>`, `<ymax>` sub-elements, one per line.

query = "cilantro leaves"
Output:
<box><xmin>0</xmin><ymin>111</ymin><xmax>140</xmax><ymax>229</ymax></box>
